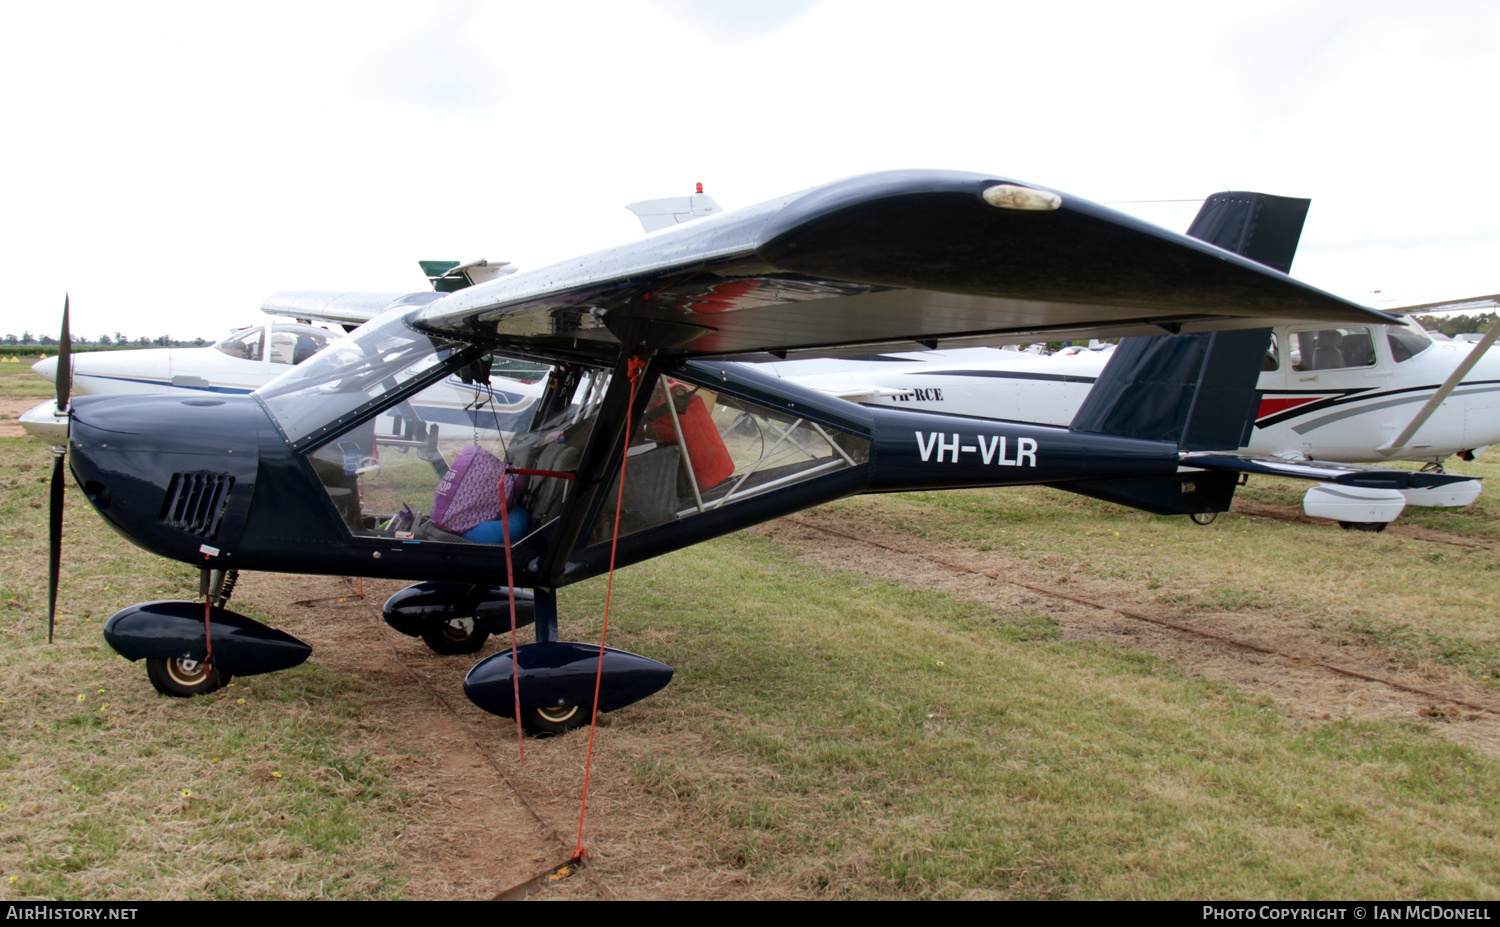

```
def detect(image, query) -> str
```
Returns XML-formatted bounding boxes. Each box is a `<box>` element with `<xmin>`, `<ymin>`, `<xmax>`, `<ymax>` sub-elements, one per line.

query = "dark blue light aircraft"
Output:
<box><xmin>43</xmin><ymin>170</ymin><xmax>1473</xmax><ymax>734</ymax></box>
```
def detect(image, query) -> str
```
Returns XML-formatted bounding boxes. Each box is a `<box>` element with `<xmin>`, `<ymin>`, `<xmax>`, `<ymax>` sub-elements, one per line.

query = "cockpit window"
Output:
<box><xmin>256</xmin><ymin>311</ymin><xmax>473</xmax><ymax>446</ymax></box>
<box><xmin>1263</xmin><ymin>333</ymin><xmax>1279</xmax><ymax>371</ymax></box>
<box><xmin>303</xmin><ymin>354</ymin><xmax>576</xmax><ymax>544</ymax></box>
<box><xmin>1290</xmin><ymin>327</ymin><xmax>1376</xmax><ymax>371</ymax></box>
<box><xmin>586</xmin><ymin>372</ymin><xmax>870</xmax><ymax>544</ymax></box>
<box><xmin>214</xmin><ymin>327</ymin><xmax>264</xmax><ymax>362</ymax></box>
<box><xmin>268</xmin><ymin>324</ymin><xmax>335</xmax><ymax>366</ymax></box>
<box><xmin>1387</xmin><ymin>325</ymin><xmax>1433</xmax><ymax>363</ymax></box>
<box><xmin>298</xmin><ymin>357</ymin><xmax>870</xmax><ymax>552</ymax></box>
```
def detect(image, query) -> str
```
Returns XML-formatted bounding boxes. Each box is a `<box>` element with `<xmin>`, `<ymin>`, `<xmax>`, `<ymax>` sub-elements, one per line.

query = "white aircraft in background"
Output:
<box><xmin>21</xmin><ymin>320</ymin><xmax>339</xmax><ymax>442</ymax></box>
<box><xmin>20</xmin><ymin>261</ymin><xmax>541</xmax><ymax>446</ymax></box>
<box><xmin>762</xmin><ymin>308</ymin><xmax>1498</xmax><ymax>528</ymax></box>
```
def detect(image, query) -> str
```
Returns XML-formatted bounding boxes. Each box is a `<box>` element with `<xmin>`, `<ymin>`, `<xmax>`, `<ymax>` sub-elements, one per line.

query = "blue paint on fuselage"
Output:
<box><xmin>77</xmin><ymin>374</ymin><xmax>257</xmax><ymax>395</ymax></box>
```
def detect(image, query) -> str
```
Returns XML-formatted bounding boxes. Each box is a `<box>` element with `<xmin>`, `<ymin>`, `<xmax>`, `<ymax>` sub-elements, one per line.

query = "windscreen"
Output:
<box><xmin>257</xmin><ymin>311</ymin><xmax>471</xmax><ymax>445</ymax></box>
<box><xmin>1387</xmin><ymin>323</ymin><xmax>1433</xmax><ymax>363</ymax></box>
<box><xmin>304</xmin><ymin>358</ymin><xmax>598</xmax><ymax>545</ymax></box>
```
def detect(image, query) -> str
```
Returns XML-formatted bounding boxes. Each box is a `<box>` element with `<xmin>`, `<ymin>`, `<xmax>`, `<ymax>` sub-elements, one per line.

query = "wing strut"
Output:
<box><xmin>539</xmin><ymin>311</ymin><xmax>687</xmax><ymax>586</ymax></box>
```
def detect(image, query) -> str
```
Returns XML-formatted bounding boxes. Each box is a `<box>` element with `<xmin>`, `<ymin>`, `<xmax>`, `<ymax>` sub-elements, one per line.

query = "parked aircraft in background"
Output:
<box><xmin>34</xmin><ymin>320</ymin><xmax>338</xmax><ymax>395</ymax></box>
<box><xmin>762</xmin><ymin>312</ymin><xmax>1493</xmax><ymax>524</ymax></box>
<box><xmin>20</xmin><ymin>262</ymin><xmax>540</xmax><ymax>446</ymax></box>
<box><xmin>20</xmin><ymin>321</ymin><xmax>339</xmax><ymax>442</ymax></box>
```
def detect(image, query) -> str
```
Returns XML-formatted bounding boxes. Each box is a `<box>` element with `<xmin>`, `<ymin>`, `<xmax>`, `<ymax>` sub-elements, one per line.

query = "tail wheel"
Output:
<box><xmin>1338</xmin><ymin>521</ymin><xmax>1387</xmax><ymax>533</ymax></box>
<box><xmin>1189</xmin><ymin>512</ymin><xmax>1218</xmax><ymax>526</ymax></box>
<box><xmin>522</xmin><ymin>704</ymin><xmax>587</xmax><ymax>736</ymax></box>
<box><xmin>420</xmin><ymin>618</ymin><xmax>490</xmax><ymax>655</ymax></box>
<box><xmin>145</xmin><ymin>657</ymin><xmax>232</xmax><ymax>698</ymax></box>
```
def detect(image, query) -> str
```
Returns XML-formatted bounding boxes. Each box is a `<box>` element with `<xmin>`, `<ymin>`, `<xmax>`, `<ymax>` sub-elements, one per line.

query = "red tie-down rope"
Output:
<box><xmin>490</xmin><ymin>358</ymin><xmax>645</xmax><ymax>860</ymax></box>
<box><xmin>575</xmin><ymin>355</ymin><xmax>646</xmax><ymax>860</ymax></box>
<box><xmin>497</xmin><ymin>466</ymin><xmax>579</xmax><ymax>761</ymax></box>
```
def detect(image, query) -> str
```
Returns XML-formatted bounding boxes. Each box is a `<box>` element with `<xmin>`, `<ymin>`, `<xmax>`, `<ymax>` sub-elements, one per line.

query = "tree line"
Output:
<box><xmin>1</xmin><ymin>333</ymin><xmax>210</xmax><ymax>347</ymax></box>
<box><xmin>1412</xmin><ymin>312</ymin><xmax>1494</xmax><ymax>338</ymax></box>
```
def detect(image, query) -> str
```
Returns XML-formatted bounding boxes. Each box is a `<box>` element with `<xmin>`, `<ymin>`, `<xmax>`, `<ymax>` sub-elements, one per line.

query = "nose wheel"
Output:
<box><xmin>145</xmin><ymin>657</ymin><xmax>232</xmax><ymax>697</ymax></box>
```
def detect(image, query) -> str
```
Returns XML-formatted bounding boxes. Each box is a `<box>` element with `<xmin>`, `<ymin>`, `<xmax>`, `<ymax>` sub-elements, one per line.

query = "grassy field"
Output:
<box><xmin>2</xmin><ymin>366</ymin><xmax>1499</xmax><ymax>899</ymax></box>
<box><xmin>0</xmin><ymin>437</ymin><xmax>413</xmax><ymax>898</ymax></box>
<box><xmin>834</xmin><ymin>460</ymin><xmax>1500</xmax><ymax>686</ymax></box>
<box><xmin>574</xmin><ymin>536</ymin><xmax>1500</xmax><ymax>899</ymax></box>
<box><xmin>0</xmin><ymin>362</ymin><xmax>50</xmax><ymax>401</ymax></box>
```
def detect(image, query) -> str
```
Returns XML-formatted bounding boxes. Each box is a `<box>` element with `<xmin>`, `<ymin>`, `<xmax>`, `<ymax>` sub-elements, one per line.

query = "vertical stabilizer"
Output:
<box><xmin>1186</xmin><ymin>192</ymin><xmax>1310</xmax><ymax>274</ymax></box>
<box><xmin>1068</xmin><ymin>189</ymin><xmax>1307</xmax><ymax>450</ymax></box>
<box><xmin>1069</xmin><ymin>328</ymin><xmax>1269</xmax><ymax>451</ymax></box>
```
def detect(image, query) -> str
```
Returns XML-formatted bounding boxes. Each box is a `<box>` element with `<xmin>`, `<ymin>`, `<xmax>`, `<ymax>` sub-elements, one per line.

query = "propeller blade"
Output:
<box><xmin>47</xmin><ymin>449</ymin><xmax>65</xmax><ymax>643</ymax></box>
<box><xmin>56</xmin><ymin>295</ymin><xmax>71</xmax><ymax>412</ymax></box>
<box><xmin>47</xmin><ymin>295</ymin><xmax>72</xmax><ymax>643</ymax></box>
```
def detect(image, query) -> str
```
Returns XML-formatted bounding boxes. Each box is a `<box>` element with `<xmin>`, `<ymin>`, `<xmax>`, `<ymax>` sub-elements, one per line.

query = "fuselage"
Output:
<box><xmin>62</xmin><ymin>311</ymin><xmax>1199</xmax><ymax>590</ymax></box>
<box><xmin>763</xmin><ymin>323</ymin><xmax>1500</xmax><ymax>464</ymax></box>
<box><xmin>32</xmin><ymin>322</ymin><xmax>337</xmax><ymax>398</ymax></box>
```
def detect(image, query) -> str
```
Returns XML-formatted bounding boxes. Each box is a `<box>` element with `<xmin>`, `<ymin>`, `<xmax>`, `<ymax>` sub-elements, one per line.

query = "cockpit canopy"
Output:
<box><xmin>254</xmin><ymin>310</ymin><xmax>870</xmax><ymax>559</ymax></box>
<box><xmin>214</xmin><ymin>323</ymin><xmax>336</xmax><ymax>365</ymax></box>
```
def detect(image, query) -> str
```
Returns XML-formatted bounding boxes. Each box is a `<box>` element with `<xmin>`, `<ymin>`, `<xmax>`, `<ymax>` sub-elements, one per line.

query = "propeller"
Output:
<box><xmin>46</xmin><ymin>296</ymin><xmax>71</xmax><ymax>643</ymax></box>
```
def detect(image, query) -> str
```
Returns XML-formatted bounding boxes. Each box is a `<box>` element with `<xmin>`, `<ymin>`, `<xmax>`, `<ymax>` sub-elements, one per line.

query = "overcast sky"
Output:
<box><xmin>3</xmin><ymin>1</ymin><xmax>1497</xmax><ymax>342</ymax></box>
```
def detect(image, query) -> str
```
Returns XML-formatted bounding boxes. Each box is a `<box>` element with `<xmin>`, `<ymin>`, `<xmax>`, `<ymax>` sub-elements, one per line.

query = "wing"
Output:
<box><xmin>1377</xmin><ymin>292</ymin><xmax>1500</xmax><ymax>316</ymax></box>
<box><xmin>261</xmin><ymin>290</ymin><xmax>440</xmax><ymax>327</ymax></box>
<box><xmin>262</xmin><ymin>261</ymin><xmax>516</xmax><ymax>326</ymax></box>
<box><xmin>416</xmin><ymin>170</ymin><xmax>1395</xmax><ymax>362</ymax></box>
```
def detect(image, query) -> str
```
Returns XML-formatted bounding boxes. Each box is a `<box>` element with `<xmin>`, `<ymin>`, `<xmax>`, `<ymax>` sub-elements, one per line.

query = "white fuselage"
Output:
<box><xmin>31</xmin><ymin>322</ymin><xmax>338</xmax><ymax>399</ymax></box>
<box><xmin>762</xmin><ymin>325</ymin><xmax>1500</xmax><ymax>465</ymax></box>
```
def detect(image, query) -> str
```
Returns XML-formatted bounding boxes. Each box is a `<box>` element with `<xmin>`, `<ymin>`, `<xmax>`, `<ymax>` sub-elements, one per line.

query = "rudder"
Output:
<box><xmin>1069</xmin><ymin>328</ymin><xmax>1269</xmax><ymax>452</ymax></box>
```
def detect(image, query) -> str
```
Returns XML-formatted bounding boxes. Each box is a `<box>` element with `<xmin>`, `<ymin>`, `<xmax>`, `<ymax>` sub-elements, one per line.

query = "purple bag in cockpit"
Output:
<box><xmin>430</xmin><ymin>445</ymin><xmax>522</xmax><ymax>535</ymax></box>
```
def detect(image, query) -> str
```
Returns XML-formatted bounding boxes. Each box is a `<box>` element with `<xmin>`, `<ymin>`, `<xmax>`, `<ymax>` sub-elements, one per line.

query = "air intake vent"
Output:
<box><xmin>160</xmin><ymin>473</ymin><xmax>235</xmax><ymax>539</ymax></box>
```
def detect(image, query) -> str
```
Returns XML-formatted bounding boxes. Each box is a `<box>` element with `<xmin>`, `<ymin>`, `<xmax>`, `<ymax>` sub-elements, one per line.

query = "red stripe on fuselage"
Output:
<box><xmin>1257</xmin><ymin>395</ymin><xmax>1326</xmax><ymax>419</ymax></box>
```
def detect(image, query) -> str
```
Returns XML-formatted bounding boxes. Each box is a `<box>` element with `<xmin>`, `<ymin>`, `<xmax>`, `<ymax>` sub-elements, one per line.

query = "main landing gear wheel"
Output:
<box><xmin>522</xmin><ymin>705</ymin><xmax>587</xmax><ymax>736</ymax></box>
<box><xmin>145</xmin><ymin>657</ymin><xmax>232</xmax><ymax>698</ymax></box>
<box><xmin>420</xmin><ymin>618</ymin><xmax>490</xmax><ymax>655</ymax></box>
<box><xmin>1339</xmin><ymin>521</ymin><xmax>1388</xmax><ymax>533</ymax></box>
<box><xmin>1190</xmin><ymin>512</ymin><xmax>1218</xmax><ymax>526</ymax></box>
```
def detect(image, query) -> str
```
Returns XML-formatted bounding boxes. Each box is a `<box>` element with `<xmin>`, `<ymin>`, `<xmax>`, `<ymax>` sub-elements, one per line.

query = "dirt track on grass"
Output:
<box><xmin>756</xmin><ymin>509</ymin><xmax>1500</xmax><ymax>759</ymax></box>
<box><xmin>0</xmin><ymin>398</ymin><xmax>37</xmax><ymax>438</ymax></box>
<box><xmin>234</xmin><ymin>575</ymin><xmax>780</xmax><ymax>900</ymax></box>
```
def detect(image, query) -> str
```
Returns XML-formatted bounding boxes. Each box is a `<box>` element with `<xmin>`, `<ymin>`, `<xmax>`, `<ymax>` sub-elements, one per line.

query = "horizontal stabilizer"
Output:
<box><xmin>419</xmin><ymin>259</ymin><xmax>517</xmax><ymax>293</ymax></box>
<box><xmin>1181</xmin><ymin>452</ymin><xmax>1480</xmax><ymax>490</ymax></box>
<box><xmin>625</xmin><ymin>191</ymin><xmax>723</xmax><ymax>232</ymax></box>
